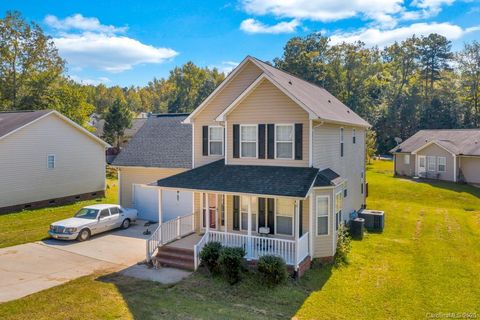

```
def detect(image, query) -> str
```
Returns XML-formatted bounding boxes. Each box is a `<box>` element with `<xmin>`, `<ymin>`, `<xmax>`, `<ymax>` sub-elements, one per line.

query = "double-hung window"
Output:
<box><xmin>240</xmin><ymin>196</ymin><xmax>257</xmax><ymax>231</ymax></box>
<box><xmin>275</xmin><ymin>124</ymin><xmax>294</xmax><ymax>159</ymax></box>
<box><xmin>335</xmin><ymin>192</ymin><xmax>343</xmax><ymax>230</ymax></box>
<box><xmin>47</xmin><ymin>154</ymin><xmax>55</xmax><ymax>169</ymax></box>
<box><xmin>437</xmin><ymin>157</ymin><xmax>446</xmax><ymax>172</ymax></box>
<box><xmin>404</xmin><ymin>154</ymin><xmax>410</xmax><ymax>165</ymax></box>
<box><xmin>340</xmin><ymin>128</ymin><xmax>344</xmax><ymax>157</ymax></box>
<box><xmin>316</xmin><ymin>196</ymin><xmax>329</xmax><ymax>236</ymax></box>
<box><xmin>276</xmin><ymin>198</ymin><xmax>293</xmax><ymax>236</ymax></box>
<box><xmin>240</xmin><ymin>125</ymin><xmax>257</xmax><ymax>158</ymax></box>
<box><xmin>208</xmin><ymin>126</ymin><xmax>223</xmax><ymax>156</ymax></box>
<box><xmin>427</xmin><ymin>156</ymin><xmax>436</xmax><ymax>172</ymax></box>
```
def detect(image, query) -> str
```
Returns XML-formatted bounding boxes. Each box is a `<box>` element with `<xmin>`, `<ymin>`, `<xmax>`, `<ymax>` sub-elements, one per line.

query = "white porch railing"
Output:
<box><xmin>146</xmin><ymin>214</ymin><xmax>195</xmax><ymax>262</ymax></box>
<box><xmin>296</xmin><ymin>232</ymin><xmax>309</xmax><ymax>267</ymax></box>
<box><xmin>193</xmin><ymin>232</ymin><xmax>209</xmax><ymax>270</ymax></box>
<box><xmin>207</xmin><ymin>231</ymin><xmax>305</xmax><ymax>267</ymax></box>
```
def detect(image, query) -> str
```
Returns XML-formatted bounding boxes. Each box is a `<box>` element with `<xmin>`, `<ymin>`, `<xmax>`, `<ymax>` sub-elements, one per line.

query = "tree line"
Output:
<box><xmin>1</xmin><ymin>11</ymin><xmax>479</xmax><ymax>153</ymax></box>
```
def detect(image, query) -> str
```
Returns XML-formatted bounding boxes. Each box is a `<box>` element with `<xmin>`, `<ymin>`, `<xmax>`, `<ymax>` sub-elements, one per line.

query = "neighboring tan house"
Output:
<box><xmin>111</xmin><ymin>114</ymin><xmax>193</xmax><ymax>222</ymax></box>
<box><xmin>391</xmin><ymin>129</ymin><xmax>480</xmax><ymax>184</ymax></box>
<box><xmin>0</xmin><ymin>110</ymin><xmax>110</xmax><ymax>214</ymax></box>
<box><xmin>141</xmin><ymin>56</ymin><xmax>370</xmax><ymax>275</ymax></box>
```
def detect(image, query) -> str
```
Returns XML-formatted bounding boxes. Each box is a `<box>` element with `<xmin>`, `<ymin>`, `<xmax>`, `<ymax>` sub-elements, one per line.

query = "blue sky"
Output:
<box><xmin>2</xmin><ymin>0</ymin><xmax>479</xmax><ymax>87</ymax></box>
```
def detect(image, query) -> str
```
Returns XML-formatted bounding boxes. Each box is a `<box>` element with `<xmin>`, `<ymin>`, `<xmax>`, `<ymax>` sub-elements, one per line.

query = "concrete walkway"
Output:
<box><xmin>0</xmin><ymin>222</ymin><xmax>191</xmax><ymax>303</ymax></box>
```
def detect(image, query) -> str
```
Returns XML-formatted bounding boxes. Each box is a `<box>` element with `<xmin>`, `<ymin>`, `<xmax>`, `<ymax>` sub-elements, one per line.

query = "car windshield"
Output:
<box><xmin>74</xmin><ymin>208</ymin><xmax>99</xmax><ymax>219</ymax></box>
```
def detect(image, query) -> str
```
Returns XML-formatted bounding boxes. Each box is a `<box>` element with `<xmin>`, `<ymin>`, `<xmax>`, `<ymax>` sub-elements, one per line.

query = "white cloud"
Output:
<box><xmin>240</xmin><ymin>18</ymin><xmax>299</xmax><ymax>34</ymax></box>
<box><xmin>329</xmin><ymin>22</ymin><xmax>480</xmax><ymax>47</ymax></box>
<box><xmin>412</xmin><ymin>0</ymin><xmax>455</xmax><ymax>16</ymax></box>
<box><xmin>44</xmin><ymin>14</ymin><xmax>127</xmax><ymax>34</ymax></box>
<box><xmin>217</xmin><ymin>61</ymin><xmax>239</xmax><ymax>73</ymax></box>
<box><xmin>240</xmin><ymin>0</ymin><xmax>403</xmax><ymax>26</ymax></box>
<box><xmin>45</xmin><ymin>14</ymin><xmax>178</xmax><ymax>73</ymax></box>
<box><xmin>70</xmin><ymin>75</ymin><xmax>111</xmax><ymax>85</ymax></box>
<box><xmin>53</xmin><ymin>33</ymin><xmax>178</xmax><ymax>73</ymax></box>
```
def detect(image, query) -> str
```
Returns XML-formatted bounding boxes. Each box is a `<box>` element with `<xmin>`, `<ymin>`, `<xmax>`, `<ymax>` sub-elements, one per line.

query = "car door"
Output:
<box><xmin>96</xmin><ymin>209</ymin><xmax>111</xmax><ymax>233</ymax></box>
<box><xmin>108</xmin><ymin>207</ymin><xmax>122</xmax><ymax>229</ymax></box>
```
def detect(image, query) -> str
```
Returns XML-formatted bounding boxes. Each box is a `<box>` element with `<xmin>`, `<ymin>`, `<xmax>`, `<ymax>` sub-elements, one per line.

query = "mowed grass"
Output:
<box><xmin>0</xmin><ymin>179</ymin><xmax>118</xmax><ymax>248</ymax></box>
<box><xmin>1</xmin><ymin>161</ymin><xmax>479</xmax><ymax>319</ymax></box>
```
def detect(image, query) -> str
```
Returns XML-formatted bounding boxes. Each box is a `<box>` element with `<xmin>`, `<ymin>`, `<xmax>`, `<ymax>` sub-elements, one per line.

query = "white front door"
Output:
<box><xmin>418</xmin><ymin>155</ymin><xmax>426</xmax><ymax>176</ymax></box>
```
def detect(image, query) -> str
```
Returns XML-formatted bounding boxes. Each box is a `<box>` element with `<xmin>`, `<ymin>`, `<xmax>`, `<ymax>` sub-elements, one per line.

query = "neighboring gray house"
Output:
<box><xmin>111</xmin><ymin>114</ymin><xmax>193</xmax><ymax>222</ymax></box>
<box><xmin>391</xmin><ymin>129</ymin><xmax>480</xmax><ymax>184</ymax></box>
<box><xmin>0</xmin><ymin>110</ymin><xmax>110</xmax><ymax>213</ymax></box>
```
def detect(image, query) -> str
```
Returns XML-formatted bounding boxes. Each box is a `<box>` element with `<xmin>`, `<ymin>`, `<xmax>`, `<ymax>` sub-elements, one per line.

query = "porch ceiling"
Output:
<box><xmin>156</xmin><ymin>160</ymin><xmax>322</xmax><ymax>198</ymax></box>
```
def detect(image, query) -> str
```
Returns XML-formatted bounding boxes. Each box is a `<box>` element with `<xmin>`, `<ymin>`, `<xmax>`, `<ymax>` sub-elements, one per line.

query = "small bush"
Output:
<box><xmin>199</xmin><ymin>241</ymin><xmax>222</xmax><ymax>275</ymax></box>
<box><xmin>335</xmin><ymin>223</ymin><xmax>352</xmax><ymax>267</ymax></box>
<box><xmin>219</xmin><ymin>247</ymin><xmax>246</xmax><ymax>285</ymax></box>
<box><xmin>257</xmin><ymin>255</ymin><xmax>288</xmax><ymax>286</ymax></box>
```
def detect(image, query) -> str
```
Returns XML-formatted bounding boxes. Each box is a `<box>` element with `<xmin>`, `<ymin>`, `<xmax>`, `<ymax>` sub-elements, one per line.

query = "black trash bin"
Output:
<box><xmin>350</xmin><ymin>218</ymin><xmax>365</xmax><ymax>240</ymax></box>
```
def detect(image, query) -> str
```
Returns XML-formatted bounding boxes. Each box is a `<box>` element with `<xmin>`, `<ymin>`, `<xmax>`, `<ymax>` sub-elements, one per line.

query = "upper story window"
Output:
<box><xmin>353</xmin><ymin>128</ymin><xmax>356</xmax><ymax>144</ymax></box>
<box><xmin>340</xmin><ymin>128</ymin><xmax>344</xmax><ymax>157</ymax></box>
<box><xmin>240</xmin><ymin>125</ymin><xmax>257</xmax><ymax>158</ymax></box>
<box><xmin>437</xmin><ymin>157</ymin><xmax>446</xmax><ymax>172</ymax></box>
<box><xmin>208</xmin><ymin>126</ymin><xmax>223</xmax><ymax>156</ymax></box>
<box><xmin>47</xmin><ymin>154</ymin><xmax>55</xmax><ymax>169</ymax></box>
<box><xmin>275</xmin><ymin>124</ymin><xmax>294</xmax><ymax>159</ymax></box>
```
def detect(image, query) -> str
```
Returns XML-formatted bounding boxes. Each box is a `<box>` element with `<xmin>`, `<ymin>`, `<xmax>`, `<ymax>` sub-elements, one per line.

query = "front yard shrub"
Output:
<box><xmin>199</xmin><ymin>241</ymin><xmax>222</xmax><ymax>275</ymax></box>
<box><xmin>335</xmin><ymin>224</ymin><xmax>352</xmax><ymax>267</ymax></box>
<box><xmin>219</xmin><ymin>247</ymin><xmax>246</xmax><ymax>285</ymax></box>
<box><xmin>257</xmin><ymin>255</ymin><xmax>288</xmax><ymax>286</ymax></box>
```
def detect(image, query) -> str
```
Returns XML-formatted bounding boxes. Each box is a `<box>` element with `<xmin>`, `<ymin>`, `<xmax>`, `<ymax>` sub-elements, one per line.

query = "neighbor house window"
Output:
<box><xmin>353</xmin><ymin>128</ymin><xmax>356</xmax><ymax>144</ymax></box>
<box><xmin>316</xmin><ymin>196</ymin><xmax>329</xmax><ymax>236</ymax></box>
<box><xmin>47</xmin><ymin>155</ymin><xmax>55</xmax><ymax>169</ymax></box>
<box><xmin>240</xmin><ymin>125</ymin><xmax>257</xmax><ymax>158</ymax></box>
<box><xmin>275</xmin><ymin>124</ymin><xmax>294</xmax><ymax>159</ymax></box>
<box><xmin>438</xmin><ymin>157</ymin><xmax>446</xmax><ymax>172</ymax></box>
<box><xmin>276</xmin><ymin>198</ymin><xmax>293</xmax><ymax>236</ymax></box>
<box><xmin>340</xmin><ymin>128</ymin><xmax>344</xmax><ymax>157</ymax></box>
<box><xmin>240</xmin><ymin>196</ymin><xmax>257</xmax><ymax>231</ymax></box>
<box><xmin>404</xmin><ymin>154</ymin><xmax>410</xmax><ymax>165</ymax></box>
<box><xmin>208</xmin><ymin>126</ymin><xmax>223</xmax><ymax>156</ymax></box>
<box><xmin>427</xmin><ymin>156</ymin><xmax>436</xmax><ymax>172</ymax></box>
<box><xmin>335</xmin><ymin>191</ymin><xmax>343</xmax><ymax>231</ymax></box>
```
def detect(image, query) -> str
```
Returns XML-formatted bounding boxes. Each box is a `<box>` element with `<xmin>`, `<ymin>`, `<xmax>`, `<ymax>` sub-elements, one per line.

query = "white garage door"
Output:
<box><xmin>132</xmin><ymin>184</ymin><xmax>193</xmax><ymax>222</ymax></box>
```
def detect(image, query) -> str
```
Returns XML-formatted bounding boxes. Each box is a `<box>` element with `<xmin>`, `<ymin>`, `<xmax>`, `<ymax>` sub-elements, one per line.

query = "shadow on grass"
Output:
<box><xmin>96</xmin><ymin>263</ymin><xmax>334</xmax><ymax>320</ymax></box>
<box><xmin>394</xmin><ymin>175</ymin><xmax>480</xmax><ymax>200</ymax></box>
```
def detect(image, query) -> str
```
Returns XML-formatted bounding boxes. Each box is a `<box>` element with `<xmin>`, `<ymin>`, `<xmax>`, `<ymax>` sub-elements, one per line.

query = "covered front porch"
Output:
<box><xmin>148</xmin><ymin>160</ymin><xmax>321</xmax><ymax>271</ymax></box>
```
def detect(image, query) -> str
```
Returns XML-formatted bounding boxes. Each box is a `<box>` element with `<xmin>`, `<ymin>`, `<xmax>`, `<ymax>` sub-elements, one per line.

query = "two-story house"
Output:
<box><xmin>146</xmin><ymin>56</ymin><xmax>370</xmax><ymax>275</ymax></box>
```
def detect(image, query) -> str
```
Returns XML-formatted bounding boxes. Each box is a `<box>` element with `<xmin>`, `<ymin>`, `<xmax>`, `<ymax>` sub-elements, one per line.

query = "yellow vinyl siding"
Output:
<box><xmin>0</xmin><ymin>113</ymin><xmax>106</xmax><ymax>208</ymax></box>
<box><xmin>119</xmin><ymin>166</ymin><xmax>187</xmax><ymax>208</ymax></box>
<box><xmin>226</xmin><ymin>80</ymin><xmax>310</xmax><ymax>167</ymax></box>
<box><xmin>311</xmin><ymin>188</ymin><xmax>335</xmax><ymax>258</ymax></box>
<box><xmin>193</xmin><ymin>61</ymin><xmax>263</xmax><ymax>167</ymax></box>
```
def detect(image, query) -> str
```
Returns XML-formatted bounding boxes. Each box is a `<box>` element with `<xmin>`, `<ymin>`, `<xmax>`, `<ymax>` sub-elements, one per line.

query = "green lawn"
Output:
<box><xmin>1</xmin><ymin>161</ymin><xmax>479</xmax><ymax>319</ymax></box>
<box><xmin>0</xmin><ymin>179</ymin><xmax>118</xmax><ymax>248</ymax></box>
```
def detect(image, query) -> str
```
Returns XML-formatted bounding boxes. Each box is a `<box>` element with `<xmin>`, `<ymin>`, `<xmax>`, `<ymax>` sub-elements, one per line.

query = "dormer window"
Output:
<box><xmin>208</xmin><ymin>126</ymin><xmax>223</xmax><ymax>156</ymax></box>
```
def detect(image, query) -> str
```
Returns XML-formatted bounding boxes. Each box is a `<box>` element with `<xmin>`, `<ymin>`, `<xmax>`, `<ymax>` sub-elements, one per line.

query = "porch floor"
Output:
<box><xmin>165</xmin><ymin>233</ymin><xmax>202</xmax><ymax>250</ymax></box>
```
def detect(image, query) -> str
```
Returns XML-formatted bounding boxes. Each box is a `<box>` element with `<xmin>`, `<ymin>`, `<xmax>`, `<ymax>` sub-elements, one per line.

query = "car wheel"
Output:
<box><xmin>121</xmin><ymin>219</ymin><xmax>131</xmax><ymax>229</ymax></box>
<box><xmin>77</xmin><ymin>229</ymin><xmax>90</xmax><ymax>241</ymax></box>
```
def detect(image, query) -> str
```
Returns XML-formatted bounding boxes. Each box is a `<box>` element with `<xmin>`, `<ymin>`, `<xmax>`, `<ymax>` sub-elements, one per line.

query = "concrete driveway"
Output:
<box><xmin>0</xmin><ymin>221</ymin><xmax>156</xmax><ymax>303</ymax></box>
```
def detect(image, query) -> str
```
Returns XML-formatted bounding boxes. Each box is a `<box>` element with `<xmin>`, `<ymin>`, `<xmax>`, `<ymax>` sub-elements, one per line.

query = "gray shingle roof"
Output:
<box><xmin>314</xmin><ymin>168</ymin><xmax>343</xmax><ymax>187</ymax></box>
<box><xmin>156</xmin><ymin>160</ymin><xmax>319</xmax><ymax>198</ymax></box>
<box><xmin>251</xmin><ymin>57</ymin><xmax>370</xmax><ymax>128</ymax></box>
<box><xmin>112</xmin><ymin>114</ymin><xmax>192</xmax><ymax>168</ymax></box>
<box><xmin>390</xmin><ymin>129</ymin><xmax>480</xmax><ymax>156</ymax></box>
<box><xmin>0</xmin><ymin>110</ymin><xmax>52</xmax><ymax>139</ymax></box>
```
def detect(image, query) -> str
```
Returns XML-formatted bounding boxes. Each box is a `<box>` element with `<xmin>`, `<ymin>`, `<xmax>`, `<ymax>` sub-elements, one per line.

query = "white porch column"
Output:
<box><xmin>309</xmin><ymin>194</ymin><xmax>313</xmax><ymax>259</ymax></box>
<box><xmin>247</xmin><ymin>196</ymin><xmax>252</xmax><ymax>259</ymax></box>
<box><xmin>205</xmin><ymin>193</ymin><xmax>210</xmax><ymax>233</ymax></box>
<box><xmin>224</xmin><ymin>194</ymin><xmax>228</xmax><ymax>233</ymax></box>
<box><xmin>158</xmin><ymin>189</ymin><xmax>163</xmax><ymax>224</ymax></box>
<box><xmin>453</xmin><ymin>155</ymin><xmax>457</xmax><ymax>182</ymax></box>
<box><xmin>295</xmin><ymin>199</ymin><xmax>300</xmax><ymax>270</ymax></box>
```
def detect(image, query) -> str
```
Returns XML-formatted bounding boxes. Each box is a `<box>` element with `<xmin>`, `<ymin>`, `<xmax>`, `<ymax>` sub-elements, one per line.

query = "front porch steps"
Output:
<box><xmin>153</xmin><ymin>246</ymin><xmax>195</xmax><ymax>271</ymax></box>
